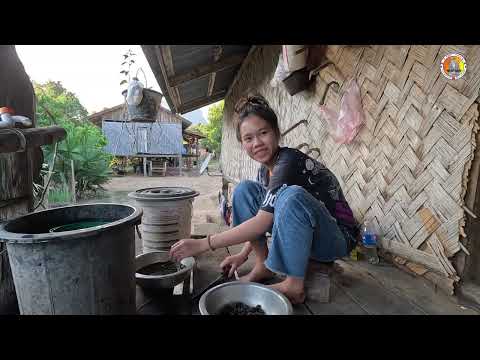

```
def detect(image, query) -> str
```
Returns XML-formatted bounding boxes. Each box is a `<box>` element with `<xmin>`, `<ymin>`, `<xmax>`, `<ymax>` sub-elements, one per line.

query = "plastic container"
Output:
<box><xmin>128</xmin><ymin>187</ymin><xmax>199</xmax><ymax>253</ymax></box>
<box><xmin>0</xmin><ymin>203</ymin><xmax>142</xmax><ymax>315</ymax></box>
<box><xmin>361</xmin><ymin>221</ymin><xmax>379</xmax><ymax>265</ymax></box>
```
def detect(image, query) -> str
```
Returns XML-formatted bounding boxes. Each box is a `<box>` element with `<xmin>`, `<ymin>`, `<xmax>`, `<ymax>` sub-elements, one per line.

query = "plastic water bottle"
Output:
<box><xmin>362</xmin><ymin>221</ymin><xmax>379</xmax><ymax>265</ymax></box>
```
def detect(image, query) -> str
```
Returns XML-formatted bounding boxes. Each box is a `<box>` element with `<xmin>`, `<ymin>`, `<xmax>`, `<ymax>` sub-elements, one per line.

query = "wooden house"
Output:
<box><xmin>143</xmin><ymin>45</ymin><xmax>480</xmax><ymax>302</ymax></box>
<box><xmin>88</xmin><ymin>103</ymin><xmax>206</xmax><ymax>173</ymax></box>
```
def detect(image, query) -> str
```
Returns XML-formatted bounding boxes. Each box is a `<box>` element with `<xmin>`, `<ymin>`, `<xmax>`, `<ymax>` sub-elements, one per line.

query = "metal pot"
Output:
<box><xmin>135</xmin><ymin>250</ymin><xmax>195</xmax><ymax>290</ymax></box>
<box><xmin>199</xmin><ymin>281</ymin><xmax>293</xmax><ymax>315</ymax></box>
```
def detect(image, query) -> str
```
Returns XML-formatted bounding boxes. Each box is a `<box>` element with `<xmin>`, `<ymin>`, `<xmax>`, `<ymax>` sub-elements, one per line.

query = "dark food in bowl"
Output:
<box><xmin>137</xmin><ymin>261</ymin><xmax>185</xmax><ymax>276</ymax></box>
<box><xmin>218</xmin><ymin>302</ymin><xmax>266</xmax><ymax>315</ymax></box>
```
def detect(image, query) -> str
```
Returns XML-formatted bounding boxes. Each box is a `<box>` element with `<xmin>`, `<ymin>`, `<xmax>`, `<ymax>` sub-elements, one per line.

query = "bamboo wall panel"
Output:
<box><xmin>221</xmin><ymin>45</ymin><xmax>480</xmax><ymax>282</ymax></box>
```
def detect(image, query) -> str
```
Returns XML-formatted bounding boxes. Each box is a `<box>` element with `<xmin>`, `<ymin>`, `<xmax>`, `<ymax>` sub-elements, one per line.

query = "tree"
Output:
<box><xmin>197</xmin><ymin>100</ymin><xmax>223</xmax><ymax>155</ymax></box>
<box><xmin>34</xmin><ymin>81</ymin><xmax>111</xmax><ymax>200</ymax></box>
<box><xmin>35</xmin><ymin>81</ymin><xmax>88</xmax><ymax>125</ymax></box>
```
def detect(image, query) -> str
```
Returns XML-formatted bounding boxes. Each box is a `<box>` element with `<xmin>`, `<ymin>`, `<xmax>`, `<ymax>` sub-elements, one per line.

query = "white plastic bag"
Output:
<box><xmin>319</xmin><ymin>79</ymin><xmax>364</xmax><ymax>144</ymax></box>
<box><xmin>126</xmin><ymin>77</ymin><xmax>144</xmax><ymax>106</ymax></box>
<box><xmin>270</xmin><ymin>54</ymin><xmax>291</xmax><ymax>88</ymax></box>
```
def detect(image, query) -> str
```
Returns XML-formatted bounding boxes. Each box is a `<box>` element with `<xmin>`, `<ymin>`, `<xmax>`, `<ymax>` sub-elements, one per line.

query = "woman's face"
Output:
<box><xmin>240</xmin><ymin>115</ymin><xmax>279</xmax><ymax>165</ymax></box>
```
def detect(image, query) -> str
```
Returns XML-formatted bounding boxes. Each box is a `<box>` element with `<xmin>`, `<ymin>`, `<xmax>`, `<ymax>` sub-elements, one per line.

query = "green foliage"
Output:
<box><xmin>34</xmin><ymin>81</ymin><xmax>112</xmax><ymax>199</ymax></box>
<box><xmin>120</xmin><ymin>49</ymin><xmax>136</xmax><ymax>88</ymax></box>
<box><xmin>35</xmin><ymin>81</ymin><xmax>88</xmax><ymax>125</ymax></box>
<box><xmin>195</xmin><ymin>101</ymin><xmax>224</xmax><ymax>155</ymax></box>
<box><xmin>47</xmin><ymin>178</ymin><xmax>72</xmax><ymax>205</ymax></box>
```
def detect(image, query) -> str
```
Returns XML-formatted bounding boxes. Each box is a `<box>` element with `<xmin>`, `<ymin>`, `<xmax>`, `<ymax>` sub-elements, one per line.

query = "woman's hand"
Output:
<box><xmin>220</xmin><ymin>253</ymin><xmax>248</xmax><ymax>278</ymax></box>
<box><xmin>169</xmin><ymin>238</ymin><xmax>210</xmax><ymax>262</ymax></box>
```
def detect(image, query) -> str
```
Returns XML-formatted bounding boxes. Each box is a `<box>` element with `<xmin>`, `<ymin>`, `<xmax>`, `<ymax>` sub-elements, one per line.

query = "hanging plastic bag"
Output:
<box><xmin>318</xmin><ymin>79</ymin><xmax>364</xmax><ymax>144</ymax></box>
<box><xmin>270</xmin><ymin>54</ymin><xmax>291</xmax><ymax>88</ymax></box>
<box><xmin>126</xmin><ymin>77</ymin><xmax>144</xmax><ymax>106</ymax></box>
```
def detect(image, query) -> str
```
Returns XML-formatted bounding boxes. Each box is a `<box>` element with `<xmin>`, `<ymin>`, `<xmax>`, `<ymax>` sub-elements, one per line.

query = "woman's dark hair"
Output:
<box><xmin>234</xmin><ymin>93</ymin><xmax>280</xmax><ymax>142</ymax></box>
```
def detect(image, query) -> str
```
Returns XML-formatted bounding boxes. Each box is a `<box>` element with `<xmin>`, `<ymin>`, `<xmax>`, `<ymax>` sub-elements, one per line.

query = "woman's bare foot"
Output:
<box><xmin>240</xmin><ymin>262</ymin><xmax>274</xmax><ymax>283</ymax></box>
<box><xmin>268</xmin><ymin>278</ymin><xmax>306</xmax><ymax>305</ymax></box>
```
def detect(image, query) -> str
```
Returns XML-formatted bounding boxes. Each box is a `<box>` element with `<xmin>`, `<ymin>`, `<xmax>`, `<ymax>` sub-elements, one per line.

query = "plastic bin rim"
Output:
<box><xmin>0</xmin><ymin>203</ymin><xmax>143</xmax><ymax>244</ymax></box>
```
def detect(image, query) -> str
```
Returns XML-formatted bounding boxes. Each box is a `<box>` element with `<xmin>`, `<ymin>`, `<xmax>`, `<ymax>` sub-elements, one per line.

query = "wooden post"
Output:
<box><xmin>0</xmin><ymin>45</ymin><xmax>40</xmax><ymax>314</ymax></box>
<box><xmin>196</xmin><ymin>138</ymin><xmax>199</xmax><ymax>169</ymax></box>
<box><xmin>70</xmin><ymin>160</ymin><xmax>76</xmax><ymax>203</ymax></box>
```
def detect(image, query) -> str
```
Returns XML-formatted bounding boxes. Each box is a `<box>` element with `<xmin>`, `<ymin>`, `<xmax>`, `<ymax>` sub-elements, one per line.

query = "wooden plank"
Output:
<box><xmin>161</xmin><ymin>45</ymin><xmax>175</xmax><ymax>77</ymax></box>
<box><xmin>155</xmin><ymin>46</ymin><xmax>180</xmax><ymax>113</ymax></box>
<box><xmin>0</xmin><ymin>153</ymin><xmax>29</xmax><ymax>201</ymax></box>
<box><xmin>136</xmin><ymin>285</ymin><xmax>192</xmax><ymax>315</ymax></box>
<box><xmin>380</xmin><ymin>237</ymin><xmax>445</xmax><ymax>274</ymax></box>
<box><xmin>305</xmin><ymin>282</ymin><xmax>369</xmax><ymax>315</ymax></box>
<box><xmin>207</xmin><ymin>46</ymin><xmax>223</xmax><ymax>97</ymax></box>
<box><xmin>207</xmin><ymin>73</ymin><xmax>217</xmax><ymax>97</ymax></box>
<box><xmin>0</xmin><ymin>126</ymin><xmax>66</xmax><ymax>154</ymax></box>
<box><xmin>351</xmin><ymin>260</ymin><xmax>477</xmax><ymax>314</ymax></box>
<box><xmin>168</xmin><ymin>54</ymin><xmax>245</xmax><ymax>87</ymax></box>
<box><xmin>333</xmin><ymin>260</ymin><xmax>426</xmax><ymax>315</ymax></box>
<box><xmin>405</xmin><ymin>262</ymin><xmax>428</xmax><ymax>276</ymax></box>
<box><xmin>292</xmin><ymin>303</ymin><xmax>312</xmax><ymax>315</ymax></box>
<box><xmin>423</xmin><ymin>271</ymin><xmax>455</xmax><ymax>296</ymax></box>
<box><xmin>0</xmin><ymin>45</ymin><xmax>39</xmax><ymax>313</ymax></box>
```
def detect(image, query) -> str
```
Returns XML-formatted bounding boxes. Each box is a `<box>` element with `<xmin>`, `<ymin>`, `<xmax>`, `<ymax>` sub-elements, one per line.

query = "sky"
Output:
<box><xmin>15</xmin><ymin>45</ymin><xmax>211</xmax><ymax>124</ymax></box>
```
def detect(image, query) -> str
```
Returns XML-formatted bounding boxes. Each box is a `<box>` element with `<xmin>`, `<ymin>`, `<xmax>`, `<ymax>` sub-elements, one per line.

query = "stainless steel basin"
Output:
<box><xmin>199</xmin><ymin>281</ymin><xmax>293</xmax><ymax>315</ymax></box>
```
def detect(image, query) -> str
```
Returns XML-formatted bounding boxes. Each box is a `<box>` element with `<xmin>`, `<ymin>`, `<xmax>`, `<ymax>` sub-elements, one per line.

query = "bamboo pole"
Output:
<box><xmin>71</xmin><ymin>160</ymin><xmax>76</xmax><ymax>203</ymax></box>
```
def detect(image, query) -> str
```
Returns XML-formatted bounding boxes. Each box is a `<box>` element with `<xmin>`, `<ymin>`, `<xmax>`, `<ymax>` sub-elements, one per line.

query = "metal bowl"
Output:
<box><xmin>135</xmin><ymin>251</ymin><xmax>195</xmax><ymax>290</ymax></box>
<box><xmin>199</xmin><ymin>281</ymin><xmax>293</xmax><ymax>315</ymax></box>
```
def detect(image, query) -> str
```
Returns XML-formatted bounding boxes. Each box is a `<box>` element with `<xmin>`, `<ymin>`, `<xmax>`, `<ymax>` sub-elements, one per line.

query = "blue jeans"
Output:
<box><xmin>232</xmin><ymin>180</ymin><xmax>349</xmax><ymax>278</ymax></box>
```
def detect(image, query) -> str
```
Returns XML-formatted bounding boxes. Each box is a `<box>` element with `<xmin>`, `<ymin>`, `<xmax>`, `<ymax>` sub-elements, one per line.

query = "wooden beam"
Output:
<box><xmin>207</xmin><ymin>46</ymin><xmax>223</xmax><ymax>97</ymax></box>
<box><xmin>0</xmin><ymin>126</ymin><xmax>66</xmax><ymax>153</ymax></box>
<box><xmin>168</xmin><ymin>54</ymin><xmax>245</xmax><ymax>88</ymax></box>
<box><xmin>178</xmin><ymin>91</ymin><xmax>226</xmax><ymax>114</ymax></box>
<box><xmin>161</xmin><ymin>45</ymin><xmax>176</xmax><ymax>77</ymax></box>
<box><xmin>155</xmin><ymin>46</ymin><xmax>181</xmax><ymax>113</ymax></box>
<box><xmin>207</xmin><ymin>73</ymin><xmax>217</xmax><ymax>98</ymax></box>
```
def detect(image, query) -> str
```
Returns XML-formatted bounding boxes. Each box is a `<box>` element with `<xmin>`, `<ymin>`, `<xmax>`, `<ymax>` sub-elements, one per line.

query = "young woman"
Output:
<box><xmin>170</xmin><ymin>94</ymin><xmax>359</xmax><ymax>304</ymax></box>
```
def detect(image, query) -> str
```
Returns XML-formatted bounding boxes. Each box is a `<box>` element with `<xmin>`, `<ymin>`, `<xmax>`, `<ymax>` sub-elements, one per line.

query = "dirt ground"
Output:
<box><xmin>100</xmin><ymin>173</ymin><xmax>224</xmax><ymax>229</ymax></box>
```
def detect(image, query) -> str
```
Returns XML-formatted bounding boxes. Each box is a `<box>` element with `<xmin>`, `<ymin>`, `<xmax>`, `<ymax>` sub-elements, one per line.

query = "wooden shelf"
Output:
<box><xmin>0</xmin><ymin>126</ymin><xmax>66</xmax><ymax>153</ymax></box>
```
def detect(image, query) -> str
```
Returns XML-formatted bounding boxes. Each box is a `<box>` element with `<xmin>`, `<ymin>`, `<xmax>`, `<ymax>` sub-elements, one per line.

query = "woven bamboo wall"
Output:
<box><xmin>221</xmin><ymin>45</ymin><xmax>480</xmax><ymax>282</ymax></box>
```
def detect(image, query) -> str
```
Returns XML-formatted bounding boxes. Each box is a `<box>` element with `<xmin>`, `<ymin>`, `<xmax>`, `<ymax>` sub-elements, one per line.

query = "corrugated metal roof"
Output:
<box><xmin>141</xmin><ymin>45</ymin><xmax>253</xmax><ymax>114</ymax></box>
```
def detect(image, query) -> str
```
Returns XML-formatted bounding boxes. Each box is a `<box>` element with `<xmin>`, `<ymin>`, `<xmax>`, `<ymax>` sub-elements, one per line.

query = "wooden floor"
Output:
<box><xmin>136</xmin><ymin>244</ymin><xmax>479</xmax><ymax>315</ymax></box>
